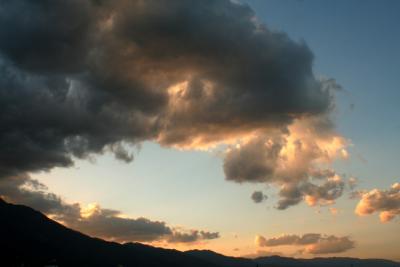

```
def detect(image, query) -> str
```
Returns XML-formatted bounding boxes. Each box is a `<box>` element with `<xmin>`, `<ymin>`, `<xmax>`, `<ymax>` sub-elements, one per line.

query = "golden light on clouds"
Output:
<box><xmin>355</xmin><ymin>183</ymin><xmax>400</xmax><ymax>222</ymax></box>
<box><xmin>80</xmin><ymin>203</ymin><xmax>101</xmax><ymax>219</ymax></box>
<box><xmin>255</xmin><ymin>233</ymin><xmax>354</xmax><ymax>255</ymax></box>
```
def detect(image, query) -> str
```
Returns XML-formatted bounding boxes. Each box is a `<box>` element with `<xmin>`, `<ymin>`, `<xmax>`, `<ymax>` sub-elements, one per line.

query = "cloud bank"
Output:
<box><xmin>0</xmin><ymin>175</ymin><xmax>219</xmax><ymax>244</ymax></box>
<box><xmin>255</xmin><ymin>233</ymin><xmax>354</xmax><ymax>254</ymax></box>
<box><xmin>355</xmin><ymin>183</ymin><xmax>400</xmax><ymax>222</ymax></box>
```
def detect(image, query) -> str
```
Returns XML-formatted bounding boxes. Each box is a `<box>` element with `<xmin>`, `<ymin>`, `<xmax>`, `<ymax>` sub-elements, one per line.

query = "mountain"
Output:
<box><xmin>187</xmin><ymin>250</ymin><xmax>400</xmax><ymax>267</ymax></box>
<box><xmin>187</xmin><ymin>251</ymin><xmax>399</xmax><ymax>267</ymax></box>
<box><xmin>1</xmin><ymin>198</ymin><xmax>399</xmax><ymax>267</ymax></box>
<box><xmin>0</xmin><ymin>198</ymin><xmax>218</xmax><ymax>267</ymax></box>
<box><xmin>255</xmin><ymin>255</ymin><xmax>400</xmax><ymax>267</ymax></box>
<box><xmin>185</xmin><ymin>249</ymin><xmax>255</xmax><ymax>267</ymax></box>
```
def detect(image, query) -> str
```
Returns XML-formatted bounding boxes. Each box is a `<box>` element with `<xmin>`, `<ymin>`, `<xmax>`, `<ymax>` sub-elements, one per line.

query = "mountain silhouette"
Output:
<box><xmin>186</xmin><ymin>249</ymin><xmax>255</xmax><ymax>267</ymax></box>
<box><xmin>1</xmin><ymin>198</ymin><xmax>399</xmax><ymax>267</ymax></box>
<box><xmin>254</xmin><ymin>255</ymin><xmax>400</xmax><ymax>267</ymax></box>
<box><xmin>186</xmin><ymin>250</ymin><xmax>400</xmax><ymax>267</ymax></box>
<box><xmin>0</xmin><ymin>198</ymin><xmax>218</xmax><ymax>267</ymax></box>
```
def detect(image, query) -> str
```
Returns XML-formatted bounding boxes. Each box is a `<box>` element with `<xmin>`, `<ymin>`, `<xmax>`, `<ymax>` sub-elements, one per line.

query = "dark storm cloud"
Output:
<box><xmin>0</xmin><ymin>60</ymin><xmax>153</xmax><ymax>179</ymax></box>
<box><xmin>0</xmin><ymin>174</ymin><xmax>81</xmax><ymax>218</ymax></box>
<box><xmin>0</xmin><ymin>0</ymin><xmax>95</xmax><ymax>73</ymax></box>
<box><xmin>0</xmin><ymin>175</ymin><xmax>219</xmax><ymax>243</ymax></box>
<box><xmin>0</xmin><ymin>0</ymin><xmax>344</xmax><ymax>210</ymax></box>
<box><xmin>224</xmin><ymin>136</ymin><xmax>283</xmax><ymax>183</ymax></box>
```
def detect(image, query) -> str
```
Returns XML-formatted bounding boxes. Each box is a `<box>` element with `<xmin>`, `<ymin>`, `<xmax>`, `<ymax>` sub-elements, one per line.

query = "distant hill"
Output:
<box><xmin>1</xmin><ymin>198</ymin><xmax>399</xmax><ymax>267</ymax></box>
<box><xmin>185</xmin><ymin>250</ymin><xmax>400</xmax><ymax>267</ymax></box>
<box><xmin>185</xmin><ymin>249</ymin><xmax>255</xmax><ymax>267</ymax></box>
<box><xmin>255</xmin><ymin>255</ymin><xmax>400</xmax><ymax>267</ymax></box>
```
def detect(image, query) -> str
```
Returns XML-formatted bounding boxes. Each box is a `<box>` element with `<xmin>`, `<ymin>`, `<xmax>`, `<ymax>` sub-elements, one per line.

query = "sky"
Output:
<box><xmin>0</xmin><ymin>0</ymin><xmax>399</xmax><ymax>261</ymax></box>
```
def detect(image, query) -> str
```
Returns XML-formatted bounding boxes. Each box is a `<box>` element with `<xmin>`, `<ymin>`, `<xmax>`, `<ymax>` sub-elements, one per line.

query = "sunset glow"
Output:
<box><xmin>0</xmin><ymin>0</ymin><xmax>399</xmax><ymax>265</ymax></box>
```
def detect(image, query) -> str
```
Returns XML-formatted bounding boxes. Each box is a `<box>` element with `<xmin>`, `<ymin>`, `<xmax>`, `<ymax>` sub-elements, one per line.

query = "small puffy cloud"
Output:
<box><xmin>355</xmin><ymin>183</ymin><xmax>400</xmax><ymax>222</ymax></box>
<box><xmin>199</xmin><ymin>231</ymin><xmax>220</xmax><ymax>240</ymax></box>
<box><xmin>255</xmin><ymin>235</ymin><xmax>268</xmax><ymax>247</ymax></box>
<box><xmin>256</xmin><ymin>233</ymin><xmax>320</xmax><ymax>247</ymax></box>
<box><xmin>276</xmin><ymin>175</ymin><xmax>345</xmax><ymax>210</ymax></box>
<box><xmin>256</xmin><ymin>233</ymin><xmax>354</xmax><ymax>255</ymax></box>
<box><xmin>0</xmin><ymin>175</ymin><xmax>219</xmax><ymax>244</ymax></box>
<box><xmin>251</xmin><ymin>191</ymin><xmax>267</xmax><ymax>203</ymax></box>
<box><xmin>302</xmin><ymin>177</ymin><xmax>345</xmax><ymax>207</ymax></box>
<box><xmin>167</xmin><ymin>230</ymin><xmax>219</xmax><ymax>243</ymax></box>
<box><xmin>305</xmin><ymin>236</ymin><xmax>355</xmax><ymax>254</ymax></box>
<box><xmin>349</xmin><ymin>190</ymin><xmax>367</xmax><ymax>200</ymax></box>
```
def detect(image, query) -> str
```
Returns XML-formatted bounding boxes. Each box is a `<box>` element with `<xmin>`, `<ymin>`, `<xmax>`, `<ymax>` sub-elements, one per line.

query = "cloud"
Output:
<box><xmin>167</xmin><ymin>230</ymin><xmax>219</xmax><ymax>243</ymax></box>
<box><xmin>348</xmin><ymin>177</ymin><xmax>358</xmax><ymax>190</ymax></box>
<box><xmin>355</xmin><ymin>183</ymin><xmax>400</xmax><ymax>222</ymax></box>
<box><xmin>255</xmin><ymin>233</ymin><xmax>320</xmax><ymax>246</ymax></box>
<box><xmin>0</xmin><ymin>174</ymin><xmax>81</xmax><ymax>218</ymax></box>
<box><xmin>0</xmin><ymin>175</ymin><xmax>219</xmax><ymax>243</ymax></box>
<box><xmin>305</xmin><ymin>236</ymin><xmax>355</xmax><ymax>254</ymax></box>
<box><xmin>0</xmin><ymin>0</ymin><xmax>348</xmax><ymax>210</ymax></box>
<box><xmin>255</xmin><ymin>233</ymin><xmax>354</xmax><ymax>254</ymax></box>
<box><xmin>243</xmin><ymin>249</ymin><xmax>284</xmax><ymax>258</ymax></box>
<box><xmin>329</xmin><ymin>207</ymin><xmax>339</xmax><ymax>215</ymax></box>
<box><xmin>251</xmin><ymin>191</ymin><xmax>268</xmax><ymax>203</ymax></box>
<box><xmin>349</xmin><ymin>190</ymin><xmax>367</xmax><ymax>200</ymax></box>
<box><xmin>224</xmin><ymin>135</ymin><xmax>283</xmax><ymax>183</ymax></box>
<box><xmin>63</xmin><ymin>203</ymin><xmax>172</xmax><ymax>243</ymax></box>
<box><xmin>224</xmin><ymin>116</ymin><xmax>349</xmax><ymax>209</ymax></box>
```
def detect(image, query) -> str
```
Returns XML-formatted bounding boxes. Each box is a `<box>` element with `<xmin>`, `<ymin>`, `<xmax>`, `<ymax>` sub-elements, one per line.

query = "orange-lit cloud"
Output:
<box><xmin>329</xmin><ymin>207</ymin><xmax>339</xmax><ymax>216</ymax></box>
<box><xmin>223</xmin><ymin>116</ymin><xmax>349</xmax><ymax>209</ymax></box>
<box><xmin>355</xmin><ymin>183</ymin><xmax>400</xmax><ymax>222</ymax></box>
<box><xmin>256</xmin><ymin>233</ymin><xmax>354</xmax><ymax>255</ymax></box>
<box><xmin>0</xmin><ymin>175</ymin><xmax>219</xmax><ymax>244</ymax></box>
<box><xmin>305</xmin><ymin>236</ymin><xmax>355</xmax><ymax>254</ymax></box>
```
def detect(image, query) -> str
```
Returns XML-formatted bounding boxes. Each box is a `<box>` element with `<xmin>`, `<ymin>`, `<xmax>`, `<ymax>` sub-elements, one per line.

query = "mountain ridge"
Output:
<box><xmin>1</xmin><ymin>198</ymin><xmax>398</xmax><ymax>267</ymax></box>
